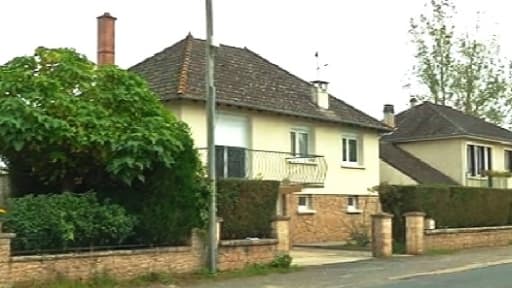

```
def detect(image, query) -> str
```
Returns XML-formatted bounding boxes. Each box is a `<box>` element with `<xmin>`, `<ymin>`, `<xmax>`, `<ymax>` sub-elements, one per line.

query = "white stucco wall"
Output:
<box><xmin>166</xmin><ymin>101</ymin><xmax>381</xmax><ymax>196</ymax></box>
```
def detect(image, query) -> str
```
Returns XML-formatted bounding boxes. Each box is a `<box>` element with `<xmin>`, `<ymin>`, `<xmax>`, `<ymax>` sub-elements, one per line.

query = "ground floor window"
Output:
<box><xmin>297</xmin><ymin>195</ymin><xmax>314</xmax><ymax>213</ymax></box>
<box><xmin>347</xmin><ymin>195</ymin><xmax>361</xmax><ymax>213</ymax></box>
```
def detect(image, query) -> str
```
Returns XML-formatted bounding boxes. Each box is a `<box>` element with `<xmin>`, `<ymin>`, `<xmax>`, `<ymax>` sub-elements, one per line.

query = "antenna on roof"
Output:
<box><xmin>315</xmin><ymin>51</ymin><xmax>328</xmax><ymax>80</ymax></box>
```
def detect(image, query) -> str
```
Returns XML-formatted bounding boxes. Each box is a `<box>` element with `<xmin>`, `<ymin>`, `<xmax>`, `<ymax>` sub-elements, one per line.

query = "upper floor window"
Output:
<box><xmin>467</xmin><ymin>144</ymin><xmax>492</xmax><ymax>177</ymax></box>
<box><xmin>291</xmin><ymin>129</ymin><xmax>309</xmax><ymax>157</ymax></box>
<box><xmin>505</xmin><ymin>150</ymin><xmax>512</xmax><ymax>172</ymax></box>
<box><xmin>342</xmin><ymin>135</ymin><xmax>362</xmax><ymax>166</ymax></box>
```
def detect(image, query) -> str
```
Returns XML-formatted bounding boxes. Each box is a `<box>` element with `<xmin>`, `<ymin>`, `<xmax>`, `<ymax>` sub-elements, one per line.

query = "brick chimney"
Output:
<box><xmin>97</xmin><ymin>12</ymin><xmax>116</xmax><ymax>65</ymax></box>
<box><xmin>383</xmin><ymin>104</ymin><xmax>395</xmax><ymax>128</ymax></box>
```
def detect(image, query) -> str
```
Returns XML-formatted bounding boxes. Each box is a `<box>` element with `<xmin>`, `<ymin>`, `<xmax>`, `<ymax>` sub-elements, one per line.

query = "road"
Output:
<box><xmin>184</xmin><ymin>246</ymin><xmax>512</xmax><ymax>288</ymax></box>
<box><xmin>376</xmin><ymin>263</ymin><xmax>512</xmax><ymax>288</ymax></box>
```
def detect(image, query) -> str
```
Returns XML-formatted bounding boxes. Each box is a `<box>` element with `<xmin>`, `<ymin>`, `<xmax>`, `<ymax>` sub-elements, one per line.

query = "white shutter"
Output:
<box><xmin>215</xmin><ymin>114</ymin><xmax>248</xmax><ymax>148</ymax></box>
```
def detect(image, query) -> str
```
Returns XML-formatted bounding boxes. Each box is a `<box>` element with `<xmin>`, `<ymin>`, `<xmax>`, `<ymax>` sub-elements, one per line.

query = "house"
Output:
<box><xmin>96</xmin><ymin>13</ymin><xmax>391</xmax><ymax>244</ymax></box>
<box><xmin>380</xmin><ymin>101</ymin><xmax>512</xmax><ymax>188</ymax></box>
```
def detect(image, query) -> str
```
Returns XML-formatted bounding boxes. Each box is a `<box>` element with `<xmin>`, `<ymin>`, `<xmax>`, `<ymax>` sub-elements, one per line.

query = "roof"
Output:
<box><xmin>380</xmin><ymin>142</ymin><xmax>458</xmax><ymax>185</ymax></box>
<box><xmin>129</xmin><ymin>34</ymin><xmax>390</xmax><ymax>131</ymax></box>
<box><xmin>383</xmin><ymin>102</ymin><xmax>512</xmax><ymax>143</ymax></box>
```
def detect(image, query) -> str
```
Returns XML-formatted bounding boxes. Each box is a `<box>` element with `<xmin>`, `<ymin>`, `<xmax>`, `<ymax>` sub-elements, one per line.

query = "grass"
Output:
<box><xmin>13</xmin><ymin>271</ymin><xmax>174</xmax><ymax>288</ymax></box>
<box><xmin>424</xmin><ymin>248</ymin><xmax>457</xmax><ymax>256</ymax></box>
<box><xmin>12</xmin><ymin>263</ymin><xmax>299</xmax><ymax>288</ymax></box>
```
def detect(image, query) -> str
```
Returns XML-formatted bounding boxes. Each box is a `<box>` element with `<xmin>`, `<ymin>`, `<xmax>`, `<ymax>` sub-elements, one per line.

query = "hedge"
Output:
<box><xmin>217</xmin><ymin>179</ymin><xmax>279</xmax><ymax>240</ymax></box>
<box><xmin>379</xmin><ymin>184</ymin><xmax>512</xmax><ymax>243</ymax></box>
<box><xmin>4</xmin><ymin>192</ymin><xmax>137</xmax><ymax>251</ymax></box>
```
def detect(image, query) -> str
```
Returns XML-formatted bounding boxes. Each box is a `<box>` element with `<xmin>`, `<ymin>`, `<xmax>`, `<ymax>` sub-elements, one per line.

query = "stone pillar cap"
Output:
<box><xmin>371</xmin><ymin>212</ymin><xmax>394</xmax><ymax>218</ymax></box>
<box><xmin>404</xmin><ymin>211</ymin><xmax>427</xmax><ymax>217</ymax></box>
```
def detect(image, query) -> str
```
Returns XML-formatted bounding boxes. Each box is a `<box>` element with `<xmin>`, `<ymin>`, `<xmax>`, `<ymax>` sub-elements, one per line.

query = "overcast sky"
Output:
<box><xmin>2</xmin><ymin>1</ymin><xmax>511</xmax><ymax>119</ymax></box>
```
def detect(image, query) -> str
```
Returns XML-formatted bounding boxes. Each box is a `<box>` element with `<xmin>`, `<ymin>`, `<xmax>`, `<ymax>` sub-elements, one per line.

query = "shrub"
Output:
<box><xmin>378</xmin><ymin>184</ymin><xmax>512</xmax><ymax>243</ymax></box>
<box><xmin>4</xmin><ymin>192</ymin><xmax>137</xmax><ymax>251</ymax></box>
<box><xmin>270</xmin><ymin>254</ymin><xmax>293</xmax><ymax>268</ymax></box>
<box><xmin>217</xmin><ymin>179</ymin><xmax>279</xmax><ymax>240</ymax></box>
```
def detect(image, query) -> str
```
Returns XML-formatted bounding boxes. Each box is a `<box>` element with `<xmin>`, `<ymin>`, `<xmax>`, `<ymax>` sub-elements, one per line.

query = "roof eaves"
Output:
<box><xmin>176</xmin><ymin>95</ymin><xmax>391</xmax><ymax>131</ymax></box>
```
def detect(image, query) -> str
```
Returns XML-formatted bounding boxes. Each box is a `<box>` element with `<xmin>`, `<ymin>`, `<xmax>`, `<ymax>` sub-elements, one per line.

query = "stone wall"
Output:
<box><xmin>286</xmin><ymin>194</ymin><xmax>380</xmax><ymax>244</ymax></box>
<box><xmin>0</xmin><ymin>218</ymin><xmax>290</xmax><ymax>286</ymax></box>
<box><xmin>425</xmin><ymin>226</ymin><xmax>512</xmax><ymax>251</ymax></box>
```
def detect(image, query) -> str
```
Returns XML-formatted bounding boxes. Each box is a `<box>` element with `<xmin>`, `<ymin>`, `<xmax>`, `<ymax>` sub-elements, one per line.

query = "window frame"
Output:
<box><xmin>505</xmin><ymin>150</ymin><xmax>512</xmax><ymax>172</ymax></box>
<box><xmin>297</xmin><ymin>195</ymin><xmax>315</xmax><ymax>214</ymax></box>
<box><xmin>291</xmin><ymin>128</ymin><xmax>310</xmax><ymax>157</ymax></box>
<box><xmin>341</xmin><ymin>134</ymin><xmax>362</xmax><ymax>167</ymax></box>
<box><xmin>466</xmin><ymin>143</ymin><xmax>492</xmax><ymax>177</ymax></box>
<box><xmin>346</xmin><ymin>195</ymin><xmax>362</xmax><ymax>213</ymax></box>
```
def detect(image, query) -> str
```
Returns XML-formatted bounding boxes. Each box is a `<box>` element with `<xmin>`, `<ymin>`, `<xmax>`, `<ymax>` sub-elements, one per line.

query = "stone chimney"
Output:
<box><xmin>311</xmin><ymin>80</ymin><xmax>329</xmax><ymax>109</ymax></box>
<box><xmin>383</xmin><ymin>104</ymin><xmax>395</xmax><ymax>128</ymax></box>
<box><xmin>97</xmin><ymin>12</ymin><xmax>117</xmax><ymax>65</ymax></box>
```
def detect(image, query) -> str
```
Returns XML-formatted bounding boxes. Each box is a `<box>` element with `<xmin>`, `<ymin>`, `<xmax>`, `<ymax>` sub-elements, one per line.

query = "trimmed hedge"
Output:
<box><xmin>379</xmin><ymin>184</ymin><xmax>512</xmax><ymax>243</ymax></box>
<box><xmin>217</xmin><ymin>179</ymin><xmax>279</xmax><ymax>240</ymax></box>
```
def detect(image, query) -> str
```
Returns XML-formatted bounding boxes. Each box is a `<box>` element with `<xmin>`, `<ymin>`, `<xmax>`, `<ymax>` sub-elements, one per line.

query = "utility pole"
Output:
<box><xmin>205</xmin><ymin>0</ymin><xmax>217</xmax><ymax>274</ymax></box>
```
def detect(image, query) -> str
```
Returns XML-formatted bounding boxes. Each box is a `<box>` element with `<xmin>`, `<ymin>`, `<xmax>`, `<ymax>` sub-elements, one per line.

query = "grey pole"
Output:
<box><xmin>205</xmin><ymin>0</ymin><xmax>217</xmax><ymax>273</ymax></box>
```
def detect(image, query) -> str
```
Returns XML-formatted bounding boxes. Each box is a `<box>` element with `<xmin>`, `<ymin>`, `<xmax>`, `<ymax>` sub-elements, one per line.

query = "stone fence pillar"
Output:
<box><xmin>272</xmin><ymin>216</ymin><xmax>291</xmax><ymax>252</ymax></box>
<box><xmin>371</xmin><ymin>212</ymin><xmax>393</xmax><ymax>257</ymax></box>
<box><xmin>0</xmin><ymin>231</ymin><xmax>15</xmax><ymax>288</ymax></box>
<box><xmin>404</xmin><ymin>212</ymin><xmax>426</xmax><ymax>255</ymax></box>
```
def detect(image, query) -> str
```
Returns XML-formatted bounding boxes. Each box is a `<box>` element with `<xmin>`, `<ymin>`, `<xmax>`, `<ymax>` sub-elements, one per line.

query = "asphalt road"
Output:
<box><xmin>185</xmin><ymin>246</ymin><xmax>512</xmax><ymax>288</ymax></box>
<box><xmin>376</xmin><ymin>263</ymin><xmax>512</xmax><ymax>288</ymax></box>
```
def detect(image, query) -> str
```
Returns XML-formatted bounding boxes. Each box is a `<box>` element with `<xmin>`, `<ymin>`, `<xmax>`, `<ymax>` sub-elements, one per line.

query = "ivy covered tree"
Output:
<box><xmin>0</xmin><ymin>47</ymin><xmax>193</xmax><ymax>193</ymax></box>
<box><xmin>409</xmin><ymin>0</ymin><xmax>512</xmax><ymax>125</ymax></box>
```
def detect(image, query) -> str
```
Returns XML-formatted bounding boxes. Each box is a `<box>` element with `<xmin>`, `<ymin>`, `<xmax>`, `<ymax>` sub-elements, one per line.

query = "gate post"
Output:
<box><xmin>0</xmin><ymin>228</ymin><xmax>15</xmax><ymax>288</ymax></box>
<box><xmin>404</xmin><ymin>212</ymin><xmax>426</xmax><ymax>255</ymax></box>
<box><xmin>371</xmin><ymin>212</ymin><xmax>393</xmax><ymax>257</ymax></box>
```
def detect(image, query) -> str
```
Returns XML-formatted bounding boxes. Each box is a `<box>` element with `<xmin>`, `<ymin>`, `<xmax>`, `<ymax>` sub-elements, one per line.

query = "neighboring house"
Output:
<box><xmin>96</xmin><ymin>14</ymin><xmax>390</xmax><ymax>244</ymax></box>
<box><xmin>380</xmin><ymin>101</ymin><xmax>512</xmax><ymax>188</ymax></box>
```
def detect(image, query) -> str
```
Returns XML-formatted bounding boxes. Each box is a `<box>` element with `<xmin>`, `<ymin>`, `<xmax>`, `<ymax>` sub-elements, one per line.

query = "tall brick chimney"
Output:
<box><xmin>383</xmin><ymin>104</ymin><xmax>395</xmax><ymax>128</ymax></box>
<box><xmin>97</xmin><ymin>12</ymin><xmax>116</xmax><ymax>65</ymax></box>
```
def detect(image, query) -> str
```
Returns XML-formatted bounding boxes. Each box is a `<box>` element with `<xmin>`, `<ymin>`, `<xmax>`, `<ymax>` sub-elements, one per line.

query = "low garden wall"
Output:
<box><xmin>425</xmin><ymin>226</ymin><xmax>512</xmax><ymax>251</ymax></box>
<box><xmin>0</xmin><ymin>217</ymin><xmax>290</xmax><ymax>286</ymax></box>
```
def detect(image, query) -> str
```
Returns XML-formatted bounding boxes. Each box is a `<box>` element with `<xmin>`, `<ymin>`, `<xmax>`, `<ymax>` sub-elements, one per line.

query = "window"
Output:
<box><xmin>467</xmin><ymin>144</ymin><xmax>492</xmax><ymax>177</ymax></box>
<box><xmin>506</xmin><ymin>151</ymin><xmax>512</xmax><ymax>172</ymax></box>
<box><xmin>291</xmin><ymin>129</ymin><xmax>309</xmax><ymax>157</ymax></box>
<box><xmin>297</xmin><ymin>195</ymin><xmax>314</xmax><ymax>213</ymax></box>
<box><xmin>346</xmin><ymin>196</ymin><xmax>361</xmax><ymax>213</ymax></box>
<box><xmin>342</xmin><ymin>135</ymin><xmax>361</xmax><ymax>166</ymax></box>
<box><xmin>216</xmin><ymin>146</ymin><xmax>246</xmax><ymax>178</ymax></box>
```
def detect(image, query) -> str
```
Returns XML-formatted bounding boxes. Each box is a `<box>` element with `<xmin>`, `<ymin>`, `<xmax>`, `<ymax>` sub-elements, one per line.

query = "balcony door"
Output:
<box><xmin>215</xmin><ymin>114</ymin><xmax>249</xmax><ymax>178</ymax></box>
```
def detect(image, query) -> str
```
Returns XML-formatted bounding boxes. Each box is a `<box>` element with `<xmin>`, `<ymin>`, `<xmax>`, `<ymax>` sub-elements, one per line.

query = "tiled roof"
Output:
<box><xmin>383</xmin><ymin>102</ymin><xmax>512</xmax><ymax>143</ymax></box>
<box><xmin>129</xmin><ymin>34</ymin><xmax>390</xmax><ymax>131</ymax></box>
<box><xmin>380</xmin><ymin>142</ymin><xmax>458</xmax><ymax>185</ymax></box>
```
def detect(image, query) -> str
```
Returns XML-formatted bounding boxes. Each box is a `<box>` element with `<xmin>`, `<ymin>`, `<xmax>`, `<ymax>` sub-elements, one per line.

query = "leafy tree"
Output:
<box><xmin>409</xmin><ymin>0</ymin><xmax>512</xmax><ymax>125</ymax></box>
<box><xmin>0</xmin><ymin>47</ymin><xmax>190</xmax><ymax>193</ymax></box>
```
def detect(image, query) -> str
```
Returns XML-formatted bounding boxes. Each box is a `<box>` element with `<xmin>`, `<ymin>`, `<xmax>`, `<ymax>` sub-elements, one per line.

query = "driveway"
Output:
<box><xmin>291</xmin><ymin>247</ymin><xmax>372</xmax><ymax>266</ymax></box>
<box><xmin>185</xmin><ymin>245</ymin><xmax>512</xmax><ymax>288</ymax></box>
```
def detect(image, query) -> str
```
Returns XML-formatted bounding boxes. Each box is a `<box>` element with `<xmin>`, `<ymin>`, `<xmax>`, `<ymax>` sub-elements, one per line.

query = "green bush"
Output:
<box><xmin>4</xmin><ymin>192</ymin><xmax>137</xmax><ymax>251</ymax></box>
<box><xmin>379</xmin><ymin>184</ymin><xmax>512</xmax><ymax>243</ymax></box>
<box><xmin>270</xmin><ymin>254</ymin><xmax>293</xmax><ymax>268</ymax></box>
<box><xmin>217</xmin><ymin>179</ymin><xmax>279</xmax><ymax>240</ymax></box>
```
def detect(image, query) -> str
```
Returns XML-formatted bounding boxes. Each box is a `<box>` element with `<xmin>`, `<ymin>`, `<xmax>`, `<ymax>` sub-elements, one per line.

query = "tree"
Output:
<box><xmin>409</xmin><ymin>0</ymin><xmax>512</xmax><ymax>125</ymax></box>
<box><xmin>0</xmin><ymin>47</ymin><xmax>192</xmax><ymax>193</ymax></box>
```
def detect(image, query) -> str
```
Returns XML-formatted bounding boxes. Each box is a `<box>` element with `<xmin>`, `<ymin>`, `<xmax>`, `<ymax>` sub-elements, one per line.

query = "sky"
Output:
<box><xmin>1</xmin><ymin>0</ymin><xmax>512</xmax><ymax>119</ymax></box>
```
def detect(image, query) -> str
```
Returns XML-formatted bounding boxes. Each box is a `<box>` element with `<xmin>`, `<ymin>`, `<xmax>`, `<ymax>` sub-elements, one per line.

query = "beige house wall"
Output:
<box><xmin>167</xmin><ymin>101</ymin><xmax>382</xmax><ymax>196</ymax></box>
<box><xmin>395</xmin><ymin>137</ymin><xmax>512</xmax><ymax>187</ymax></box>
<box><xmin>379</xmin><ymin>160</ymin><xmax>418</xmax><ymax>185</ymax></box>
<box><xmin>398</xmin><ymin>139</ymin><xmax>465</xmax><ymax>184</ymax></box>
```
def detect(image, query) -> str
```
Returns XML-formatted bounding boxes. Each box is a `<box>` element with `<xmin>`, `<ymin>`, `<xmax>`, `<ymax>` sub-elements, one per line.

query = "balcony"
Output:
<box><xmin>198</xmin><ymin>146</ymin><xmax>327</xmax><ymax>186</ymax></box>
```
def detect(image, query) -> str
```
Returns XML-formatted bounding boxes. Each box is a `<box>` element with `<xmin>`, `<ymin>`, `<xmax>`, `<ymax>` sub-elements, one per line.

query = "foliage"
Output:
<box><xmin>270</xmin><ymin>254</ymin><xmax>293</xmax><ymax>269</ymax></box>
<box><xmin>4</xmin><ymin>192</ymin><xmax>137</xmax><ymax>251</ymax></box>
<box><xmin>0</xmin><ymin>47</ymin><xmax>192</xmax><ymax>193</ymax></box>
<box><xmin>217</xmin><ymin>179</ymin><xmax>279</xmax><ymax>240</ymax></box>
<box><xmin>378</xmin><ymin>184</ymin><xmax>512</xmax><ymax>243</ymax></box>
<box><xmin>408</xmin><ymin>0</ymin><xmax>512</xmax><ymax>125</ymax></box>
